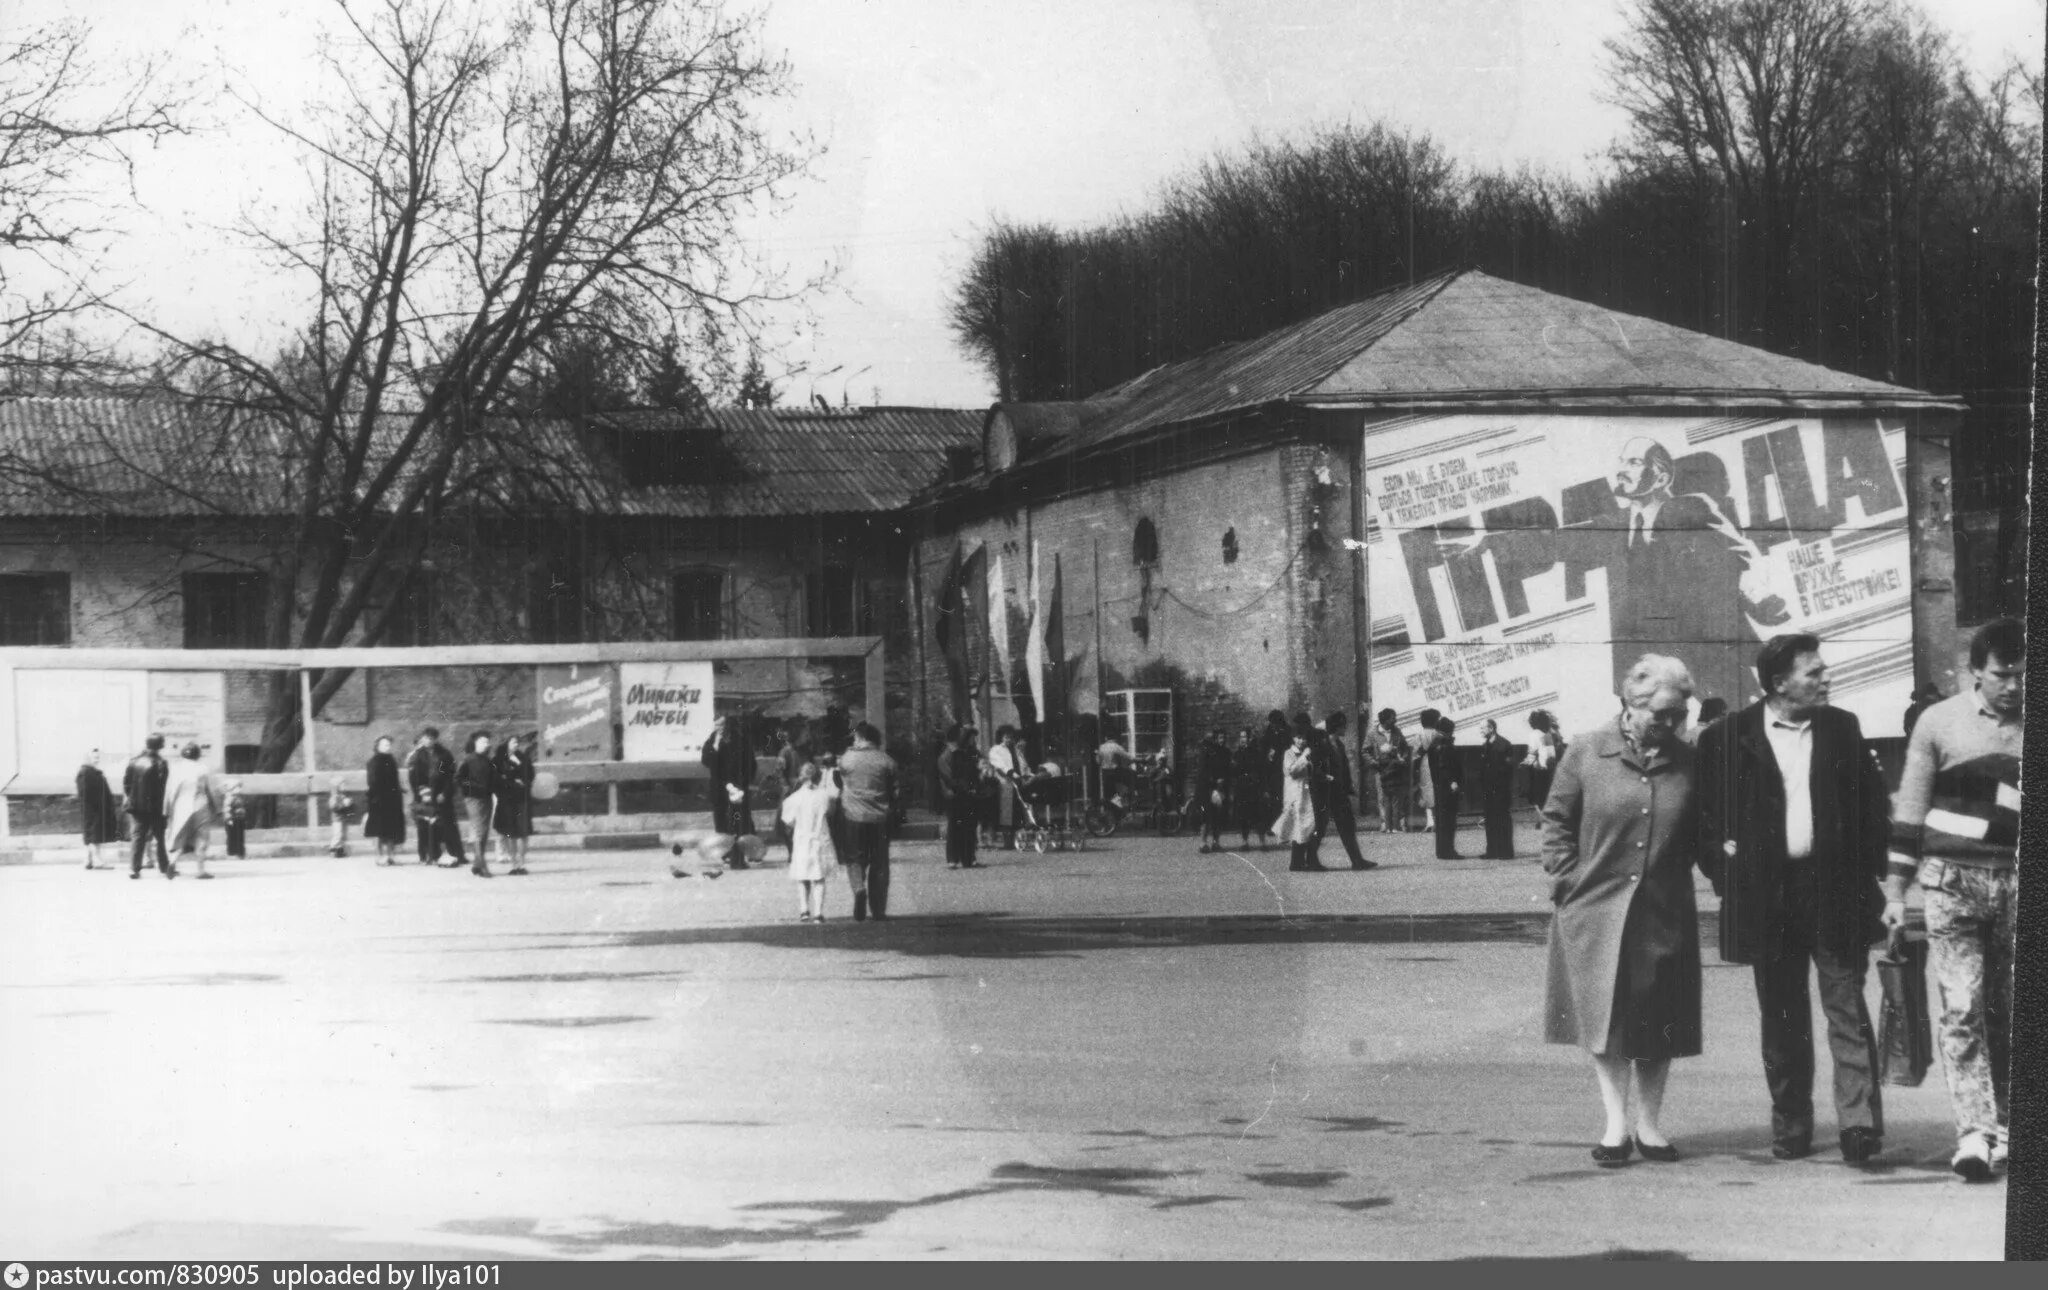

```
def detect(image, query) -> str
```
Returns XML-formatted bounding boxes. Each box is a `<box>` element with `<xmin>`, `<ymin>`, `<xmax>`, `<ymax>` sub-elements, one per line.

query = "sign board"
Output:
<box><xmin>536</xmin><ymin>663</ymin><xmax>616</xmax><ymax>761</ymax></box>
<box><xmin>5</xmin><ymin>668</ymin><xmax>151</xmax><ymax>787</ymax></box>
<box><xmin>148</xmin><ymin>671</ymin><xmax>227</xmax><ymax>760</ymax></box>
<box><xmin>619</xmin><ymin>661</ymin><xmax>716</xmax><ymax>762</ymax></box>
<box><xmin>1365</xmin><ymin>414</ymin><xmax>1914</xmax><ymax>738</ymax></box>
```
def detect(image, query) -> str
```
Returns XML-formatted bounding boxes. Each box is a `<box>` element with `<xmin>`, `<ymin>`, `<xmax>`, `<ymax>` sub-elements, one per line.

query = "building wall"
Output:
<box><xmin>913</xmin><ymin>442</ymin><xmax>1365</xmax><ymax>765</ymax></box>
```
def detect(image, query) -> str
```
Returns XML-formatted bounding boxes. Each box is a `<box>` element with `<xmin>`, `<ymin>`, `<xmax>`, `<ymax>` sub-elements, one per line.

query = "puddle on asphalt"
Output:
<box><xmin>1330</xmin><ymin>1197</ymin><xmax>1394</xmax><ymax>1211</ymax></box>
<box><xmin>485</xmin><ymin>1015</ymin><xmax>651</xmax><ymax>1028</ymax></box>
<box><xmin>1152</xmin><ymin>1195</ymin><xmax>1236</xmax><ymax>1210</ymax></box>
<box><xmin>1244</xmin><ymin>1170</ymin><xmax>1347</xmax><ymax>1189</ymax></box>
<box><xmin>1309</xmin><ymin>1116</ymin><xmax>1405</xmax><ymax>1134</ymax></box>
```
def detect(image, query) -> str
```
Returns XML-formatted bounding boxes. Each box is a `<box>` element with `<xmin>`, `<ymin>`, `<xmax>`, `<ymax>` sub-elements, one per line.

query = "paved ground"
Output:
<box><xmin>0</xmin><ymin>819</ymin><xmax>2007</xmax><ymax>1260</ymax></box>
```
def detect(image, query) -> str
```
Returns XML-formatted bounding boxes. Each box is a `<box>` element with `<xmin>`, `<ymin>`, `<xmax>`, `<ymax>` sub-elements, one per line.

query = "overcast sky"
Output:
<box><xmin>16</xmin><ymin>0</ymin><xmax>2045</xmax><ymax>407</ymax></box>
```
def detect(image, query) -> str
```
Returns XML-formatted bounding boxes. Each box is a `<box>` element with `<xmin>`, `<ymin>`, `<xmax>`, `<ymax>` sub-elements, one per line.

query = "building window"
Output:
<box><xmin>1133</xmin><ymin>517</ymin><xmax>1159</xmax><ymax>567</ymax></box>
<box><xmin>805</xmin><ymin>566</ymin><xmax>869</xmax><ymax>637</ymax></box>
<box><xmin>183</xmin><ymin>572</ymin><xmax>269</xmax><ymax>648</ymax></box>
<box><xmin>527</xmin><ymin>562</ymin><xmax>585</xmax><ymax>643</ymax></box>
<box><xmin>1221</xmin><ymin>527</ymin><xmax>1238</xmax><ymax>564</ymax></box>
<box><xmin>672</xmin><ymin>570</ymin><xmax>724</xmax><ymax>640</ymax></box>
<box><xmin>0</xmin><ymin>572</ymin><xmax>71</xmax><ymax>645</ymax></box>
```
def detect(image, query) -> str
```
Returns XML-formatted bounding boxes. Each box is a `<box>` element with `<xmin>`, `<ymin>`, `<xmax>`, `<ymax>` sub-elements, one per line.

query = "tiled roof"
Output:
<box><xmin>1045</xmin><ymin>269</ymin><xmax>1956</xmax><ymax>462</ymax></box>
<box><xmin>0</xmin><ymin>399</ymin><xmax>981</xmax><ymax>519</ymax></box>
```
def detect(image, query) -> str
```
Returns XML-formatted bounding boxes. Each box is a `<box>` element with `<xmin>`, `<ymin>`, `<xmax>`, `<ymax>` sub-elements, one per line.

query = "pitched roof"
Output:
<box><xmin>0</xmin><ymin>399</ymin><xmax>981</xmax><ymax>520</ymax></box>
<box><xmin>1052</xmin><ymin>269</ymin><xmax>1958</xmax><ymax>460</ymax></box>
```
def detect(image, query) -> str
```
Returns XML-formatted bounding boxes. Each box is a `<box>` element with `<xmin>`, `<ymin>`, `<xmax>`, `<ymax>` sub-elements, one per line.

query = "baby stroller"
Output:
<box><xmin>1015</xmin><ymin>766</ymin><xmax>1084</xmax><ymax>854</ymax></box>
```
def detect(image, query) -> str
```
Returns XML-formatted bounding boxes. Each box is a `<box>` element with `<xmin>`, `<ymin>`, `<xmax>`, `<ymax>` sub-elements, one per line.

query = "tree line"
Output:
<box><xmin>950</xmin><ymin>0</ymin><xmax>2039</xmax><ymax>448</ymax></box>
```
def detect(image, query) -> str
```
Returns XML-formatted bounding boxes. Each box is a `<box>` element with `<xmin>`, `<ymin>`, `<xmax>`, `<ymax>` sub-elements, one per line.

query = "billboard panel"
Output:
<box><xmin>1365</xmin><ymin>414</ymin><xmax>1913</xmax><ymax>738</ymax></box>
<box><xmin>619</xmin><ymin>661</ymin><xmax>716</xmax><ymax>762</ymax></box>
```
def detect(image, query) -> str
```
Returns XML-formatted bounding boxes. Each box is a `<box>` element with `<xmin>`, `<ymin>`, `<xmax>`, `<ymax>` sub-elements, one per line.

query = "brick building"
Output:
<box><xmin>0</xmin><ymin>399</ymin><xmax>977</xmax><ymax>806</ymax></box>
<box><xmin>910</xmin><ymin>271</ymin><xmax>1965</xmax><ymax>768</ymax></box>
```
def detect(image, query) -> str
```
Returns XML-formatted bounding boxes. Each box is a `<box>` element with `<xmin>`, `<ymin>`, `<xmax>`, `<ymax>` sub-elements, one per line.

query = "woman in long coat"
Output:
<box><xmin>701</xmin><ymin>714</ymin><xmax>757</xmax><ymax>863</ymax></box>
<box><xmin>1542</xmin><ymin>654</ymin><xmax>1704</xmax><ymax>1166</ymax></box>
<box><xmin>492</xmin><ymin>732</ymin><xmax>536</xmax><ymax>876</ymax></box>
<box><xmin>1271</xmin><ymin>729</ymin><xmax>1319</xmax><ymax>869</ymax></box>
<box><xmin>364</xmin><ymin>735</ymin><xmax>407</xmax><ymax>866</ymax></box>
<box><xmin>77</xmin><ymin>748</ymin><xmax>121</xmax><ymax>869</ymax></box>
<box><xmin>163</xmin><ymin>742</ymin><xmax>221</xmax><ymax>879</ymax></box>
<box><xmin>780</xmin><ymin>761</ymin><xmax>840</xmax><ymax>922</ymax></box>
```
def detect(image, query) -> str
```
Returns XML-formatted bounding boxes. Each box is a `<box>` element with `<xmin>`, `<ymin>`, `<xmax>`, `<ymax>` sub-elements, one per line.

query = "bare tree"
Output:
<box><xmin>108</xmin><ymin>0</ymin><xmax>810</xmax><ymax>771</ymax></box>
<box><xmin>0</xmin><ymin>18</ymin><xmax>188</xmax><ymax>390</ymax></box>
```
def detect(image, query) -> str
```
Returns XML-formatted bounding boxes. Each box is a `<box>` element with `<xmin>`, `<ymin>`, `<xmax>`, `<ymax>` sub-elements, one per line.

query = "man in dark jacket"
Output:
<box><xmin>1474</xmin><ymin>718</ymin><xmax>1522</xmax><ymax>859</ymax></box>
<box><xmin>1320</xmin><ymin>713</ymin><xmax>1377</xmax><ymax>870</ymax></box>
<box><xmin>1697</xmin><ymin>634</ymin><xmax>1891</xmax><ymax>1164</ymax></box>
<box><xmin>406</xmin><ymin>727</ymin><xmax>465</xmax><ymax>867</ymax></box>
<box><xmin>124</xmin><ymin>733</ymin><xmax>172</xmax><ymax>879</ymax></box>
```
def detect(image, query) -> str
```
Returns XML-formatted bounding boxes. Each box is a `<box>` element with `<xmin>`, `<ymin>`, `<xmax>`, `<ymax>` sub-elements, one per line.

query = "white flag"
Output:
<box><xmin>989</xmin><ymin>549</ymin><xmax>1010</xmax><ymax>686</ymax></box>
<box><xmin>1024</xmin><ymin>540</ymin><xmax>1047</xmax><ymax>719</ymax></box>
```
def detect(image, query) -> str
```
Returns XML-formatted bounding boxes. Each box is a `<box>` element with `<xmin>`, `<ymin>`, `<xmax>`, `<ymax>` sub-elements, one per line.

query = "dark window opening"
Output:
<box><xmin>1132</xmin><ymin>517</ymin><xmax>1159</xmax><ymax>567</ymax></box>
<box><xmin>0</xmin><ymin>572</ymin><xmax>71</xmax><ymax>645</ymax></box>
<box><xmin>805</xmin><ymin>566</ymin><xmax>869</xmax><ymax>637</ymax></box>
<box><xmin>672</xmin><ymin>570</ymin><xmax>725</xmax><ymax>641</ymax></box>
<box><xmin>183</xmin><ymin>572</ymin><xmax>269</xmax><ymax>648</ymax></box>
<box><xmin>1221</xmin><ymin>527</ymin><xmax>1238</xmax><ymax>564</ymax></box>
<box><xmin>944</xmin><ymin>445</ymin><xmax>978</xmax><ymax>481</ymax></box>
<box><xmin>527</xmin><ymin>562</ymin><xmax>585</xmax><ymax>643</ymax></box>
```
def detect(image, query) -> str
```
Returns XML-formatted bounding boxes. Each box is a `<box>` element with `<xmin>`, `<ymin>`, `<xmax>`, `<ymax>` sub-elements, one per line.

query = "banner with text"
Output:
<box><xmin>149</xmin><ymin>671</ymin><xmax>227</xmax><ymax>761</ymax></box>
<box><xmin>1365</xmin><ymin>414</ymin><xmax>1914</xmax><ymax>738</ymax></box>
<box><xmin>536</xmin><ymin>663</ymin><xmax>617</xmax><ymax>762</ymax></box>
<box><xmin>619</xmin><ymin>661</ymin><xmax>716</xmax><ymax>762</ymax></box>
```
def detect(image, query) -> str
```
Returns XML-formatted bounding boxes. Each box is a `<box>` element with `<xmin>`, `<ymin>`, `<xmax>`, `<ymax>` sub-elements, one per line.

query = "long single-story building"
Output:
<box><xmin>910</xmin><ymin>270</ymin><xmax>1964</xmax><ymax>762</ymax></box>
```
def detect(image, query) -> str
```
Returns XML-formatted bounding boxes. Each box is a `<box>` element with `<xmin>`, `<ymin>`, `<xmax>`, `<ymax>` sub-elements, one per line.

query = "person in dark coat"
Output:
<box><xmin>123</xmin><ymin>733</ymin><xmax>172</xmax><ymax>879</ymax></box>
<box><xmin>1428</xmin><ymin>716</ymin><xmax>1463</xmax><ymax>859</ymax></box>
<box><xmin>1229</xmin><ymin>728</ymin><xmax>1269</xmax><ymax>849</ymax></box>
<box><xmin>1320</xmin><ymin>712</ymin><xmax>1377</xmax><ymax>870</ymax></box>
<box><xmin>701</xmin><ymin>713</ymin><xmax>757</xmax><ymax>866</ymax></box>
<box><xmin>456</xmin><ymin>731</ymin><xmax>497</xmax><ymax>878</ymax></box>
<box><xmin>1543</xmin><ymin>654</ymin><xmax>1704</xmax><ymax>1166</ymax></box>
<box><xmin>938</xmin><ymin>724</ymin><xmax>983</xmax><ymax>869</ymax></box>
<box><xmin>1194</xmin><ymin>730</ymin><xmax>1232</xmax><ymax>853</ymax></box>
<box><xmin>406</xmin><ymin>728</ymin><xmax>464</xmax><ymax>868</ymax></box>
<box><xmin>364</xmin><ymin>735</ymin><xmax>407</xmax><ymax>866</ymax></box>
<box><xmin>1289</xmin><ymin>712</ymin><xmax>1332</xmax><ymax>871</ymax></box>
<box><xmin>1696</xmin><ymin>634</ymin><xmax>1892</xmax><ymax>1164</ymax></box>
<box><xmin>493</xmin><ymin>731</ymin><xmax>537</xmax><ymax>876</ymax></box>
<box><xmin>1474</xmin><ymin>718</ymin><xmax>1522</xmax><ymax>859</ymax></box>
<box><xmin>77</xmin><ymin>748</ymin><xmax>121</xmax><ymax>870</ymax></box>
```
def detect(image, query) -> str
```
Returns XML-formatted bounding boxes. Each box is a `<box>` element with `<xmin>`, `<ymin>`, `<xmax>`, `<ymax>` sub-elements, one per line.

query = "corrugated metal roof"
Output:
<box><xmin>0</xmin><ymin>399</ymin><xmax>981</xmax><ymax>519</ymax></box>
<box><xmin>1041</xmin><ymin>269</ymin><xmax>1956</xmax><ymax>462</ymax></box>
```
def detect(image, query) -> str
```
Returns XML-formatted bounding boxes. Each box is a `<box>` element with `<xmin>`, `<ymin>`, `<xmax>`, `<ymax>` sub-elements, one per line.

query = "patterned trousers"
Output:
<box><xmin>1919</xmin><ymin>859</ymin><xmax>2015</xmax><ymax>1142</ymax></box>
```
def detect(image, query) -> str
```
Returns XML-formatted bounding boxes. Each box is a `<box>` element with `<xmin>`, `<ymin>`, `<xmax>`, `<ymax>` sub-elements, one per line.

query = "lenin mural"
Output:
<box><xmin>1367</xmin><ymin>413</ymin><xmax>1913</xmax><ymax>738</ymax></box>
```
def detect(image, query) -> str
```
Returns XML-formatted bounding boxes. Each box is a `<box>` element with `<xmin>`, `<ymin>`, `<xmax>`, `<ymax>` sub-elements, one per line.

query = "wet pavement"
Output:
<box><xmin>0</xmin><ymin>822</ymin><xmax>2007</xmax><ymax>1259</ymax></box>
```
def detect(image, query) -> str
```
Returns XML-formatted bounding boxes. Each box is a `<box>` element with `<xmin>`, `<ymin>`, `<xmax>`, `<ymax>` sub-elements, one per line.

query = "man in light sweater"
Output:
<box><xmin>837</xmin><ymin>722</ymin><xmax>901</xmax><ymax>921</ymax></box>
<box><xmin>1882</xmin><ymin>617</ymin><xmax>2023</xmax><ymax>1182</ymax></box>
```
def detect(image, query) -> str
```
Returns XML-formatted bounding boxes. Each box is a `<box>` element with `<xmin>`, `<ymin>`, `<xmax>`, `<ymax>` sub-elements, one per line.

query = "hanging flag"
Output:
<box><xmin>989</xmin><ymin>548</ymin><xmax>1010</xmax><ymax>690</ymax></box>
<box><xmin>961</xmin><ymin>545</ymin><xmax>988</xmax><ymax>691</ymax></box>
<box><xmin>932</xmin><ymin>544</ymin><xmax>964</xmax><ymax>653</ymax></box>
<box><xmin>1045</xmin><ymin>553</ymin><xmax>1066</xmax><ymax>726</ymax></box>
<box><xmin>1024</xmin><ymin>540</ymin><xmax>1047</xmax><ymax>720</ymax></box>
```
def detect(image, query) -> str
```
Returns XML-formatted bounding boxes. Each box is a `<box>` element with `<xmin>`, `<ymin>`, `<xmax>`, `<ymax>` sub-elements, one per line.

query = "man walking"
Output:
<box><xmin>1697</xmin><ymin>634</ymin><xmax>1891</xmax><ymax>1164</ymax></box>
<box><xmin>1883</xmin><ymin>618</ymin><xmax>2022</xmax><ymax>1181</ymax></box>
<box><xmin>838</xmin><ymin>722</ymin><xmax>900</xmax><ymax>920</ymax></box>
<box><xmin>124</xmin><ymin>733</ymin><xmax>172</xmax><ymax>879</ymax></box>
<box><xmin>1320</xmin><ymin>713</ymin><xmax>1377</xmax><ymax>870</ymax></box>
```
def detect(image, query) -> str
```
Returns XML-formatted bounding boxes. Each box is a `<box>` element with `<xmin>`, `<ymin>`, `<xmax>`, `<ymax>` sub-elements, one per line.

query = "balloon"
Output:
<box><xmin>532</xmin><ymin>771</ymin><xmax>560</xmax><ymax>801</ymax></box>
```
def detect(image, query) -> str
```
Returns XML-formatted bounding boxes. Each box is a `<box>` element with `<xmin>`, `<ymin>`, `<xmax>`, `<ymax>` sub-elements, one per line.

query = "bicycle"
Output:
<box><xmin>1082</xmin><ymin>760</ymin><xmax>1184</xmax><ymax>838</ymax></box>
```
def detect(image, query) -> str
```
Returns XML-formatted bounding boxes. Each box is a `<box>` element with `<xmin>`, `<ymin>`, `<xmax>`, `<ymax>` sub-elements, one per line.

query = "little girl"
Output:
<box><xmin>222</xmin><ymin>780</ymin><xmax>248</xmax><ymax>859</ymax></box>
<box><xmin>328</xmin><ymin>778</ymin><xmax>358</xmax><ymax>857</ymax></box>
<box><xmin>778</xmin><ymin>762</ymin><xmax>840</xmax><ymax>922</ymax></box>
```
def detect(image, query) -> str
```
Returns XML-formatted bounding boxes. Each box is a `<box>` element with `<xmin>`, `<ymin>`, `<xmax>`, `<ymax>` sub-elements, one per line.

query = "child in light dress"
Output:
<box><xmin>779</xmin><ymin>761</ymin><xmax>840</xmax><ymax>922</ymax></box>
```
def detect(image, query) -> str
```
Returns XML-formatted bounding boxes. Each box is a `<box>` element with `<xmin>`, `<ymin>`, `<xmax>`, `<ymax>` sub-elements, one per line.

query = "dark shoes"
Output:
<box><xmin>1350</xmin><ymin>860</ymin><xmax>1380</xmax><ymax>870</ymax></box>
<box><xmin>1771</xmin><ymin>1137</ymin><xmax>1813</xmax><ymax>1161</ymax></box>
<box><xmin>852</xmin><ymin>893</ymin><xmax>868</xmax><ymax>922</ymax></box>
<box><xmin>1637</xmin><ymin>1141</ymin><xmax>1680</xmax><ymax>1163</ymax></box>
<box><xmin>1840</xmin><ymin>1127</ymin><xmax>1883</xmax><ymax>1165</ymax></box>
<box><xmin>1592</xmin><ymin>1138</ymin><xmax>1634</xmax><ymax>1167</ymax></box>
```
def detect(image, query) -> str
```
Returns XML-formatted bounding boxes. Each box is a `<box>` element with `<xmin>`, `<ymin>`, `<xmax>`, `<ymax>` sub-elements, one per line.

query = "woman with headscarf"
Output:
<box><xmin>493</xmin><ymin>731</ymin><xmax>536</xmax><ymax>876</ymax></box>
<box><xmin>1542</xmin><ymin>654</ymin><xmax>1704</xmax><ymax>1166</ymax></box>
<box><xmin>364</xmin><ymin>735</ymin><xmax>407</xmax><ymax>866</ymax></box>
<box><xmin>164</xmin><ymin>742</ymin><xmax>222</xmax><ymax>880</ymax></box>
<box><xmin>1366</xmin><ymin>709</ymin><xmax>1411</xmax><ymax>833</ymax></box>
<box><xmin>76</xmin><ymin>748</ymin><xmax>121</xmax><ymax>870</ymax></box>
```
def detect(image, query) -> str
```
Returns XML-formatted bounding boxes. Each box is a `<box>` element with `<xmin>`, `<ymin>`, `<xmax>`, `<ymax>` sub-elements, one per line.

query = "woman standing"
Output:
<box><xmin>1259</xmin><ymin>710</ymin><xmax>1292</xmax><ymax>827</ymax></box>
<box><xmin>985</xmin><ymin>726</ymin><xmax>1024</xmax><ymax>849</ymax></box>
<box><xmin>76</xmin><ymin>748</ymin><xmax>121</xmax><ymax>870</ymax></box>
<box><xmin>1542</xmin><ymin>655</ymin><xmax>1703</xmax><ymax>1166</ymax></box>
<box><xmin>1412</xmin><ymin>708</ymin><xmax>1442</xmax><ymax>830</ymax></box>
<box><xmin>1272</xmin><ymin>726</ymin><xmax>1320</xmax><ymax>872</ymax></box>
<box><xmin>364</xmin><ymin>735</ymin><xmax>407</xmax><ymax>866</ymax></box>
<box><xmin>1230</xmin><ymin>728</ymin><xmax>1269</xmax><ymax>849</ymax></box>
<box><xmin>1195</xmin><ymin>729</ymin><xmax>1232</xmax><ymax>853</ymax></box>
<box><xmin>780</xmin><ymin>761</ymin><xmax>840</xmax><ymax>922</ymax></box>
<box><xmin>493</xmin><ymin>732</ymin><xmax>536</xmax><ymax>876</ymax></box>
<box><xmin>1369</xmin><ymin>710</ymin><xmax>1411</xmax><ymax>833</ymax></box>
<box><xmin>457</xmin><ymin>731</ymin><xmax>496</xmax><ymax>878</ymax></box>
<box><xmin>701</xmin><ymin>714</ymin><xmax>757</xmax><ymax>866</ymax></box>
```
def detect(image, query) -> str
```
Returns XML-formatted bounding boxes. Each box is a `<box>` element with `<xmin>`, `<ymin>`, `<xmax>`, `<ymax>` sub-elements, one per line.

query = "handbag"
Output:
<box><xmin>1875</xmin><ymin>929</ymin><xmax>1933</xmax><ymax>1088</ymax></box>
